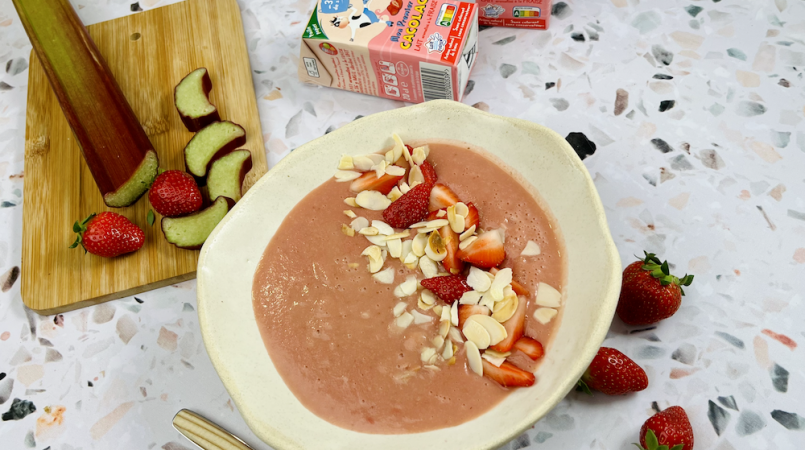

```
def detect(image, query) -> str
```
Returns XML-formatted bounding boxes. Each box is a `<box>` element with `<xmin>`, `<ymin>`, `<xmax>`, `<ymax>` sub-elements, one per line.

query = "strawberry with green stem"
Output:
<box><xmin>637</xmin><ymin>406</ymin><xmax>694</xmax><ymax>450</ymax></box>
<box><xmin>617</xmin><ymin>251</ymin><xmax>694</xmax><ymax>325</ymax></box>
<box><xmin>70</xmin><ymin>212</ymin><xmax>144</xmax><ymax>258</ymax></box>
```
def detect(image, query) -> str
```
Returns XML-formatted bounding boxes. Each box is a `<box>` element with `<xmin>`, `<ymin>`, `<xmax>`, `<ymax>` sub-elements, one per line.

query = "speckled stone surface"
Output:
<box><xmin>1</xmin><ymin>0</ymin><xmax>804</xmax><ymax>448</ymax></box>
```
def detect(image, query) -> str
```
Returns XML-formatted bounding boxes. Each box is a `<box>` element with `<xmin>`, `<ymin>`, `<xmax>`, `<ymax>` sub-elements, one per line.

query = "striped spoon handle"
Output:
<box><xmin>172</xmin><ymin>409</ymin><xmax>254</xmax><ymax>450</ymax></box>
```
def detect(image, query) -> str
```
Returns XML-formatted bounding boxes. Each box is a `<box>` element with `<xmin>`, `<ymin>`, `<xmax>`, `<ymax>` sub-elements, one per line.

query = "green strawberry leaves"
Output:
<box><xmin>69</xmin><ymin>213</ymin><xmax>96</xmax><ymax>254</ymax></box>
<box><xmin>634</xmin><ymin>429</ymin><xmax>684</xmax><ymax>450</ymax></box>
<box><xmin>638</xmin><ymin>251</ymin><xmax>695</xmax><ymax>295</ymax></box>
<box><xmin>575</xmin><ymin>378</ymin><xmax>593</xmax><ymax>395</ymax></box>
<box><xmin>147</xmin><ymin>209</ymin><xmax>155</xmax><ymax>226</ymax></box>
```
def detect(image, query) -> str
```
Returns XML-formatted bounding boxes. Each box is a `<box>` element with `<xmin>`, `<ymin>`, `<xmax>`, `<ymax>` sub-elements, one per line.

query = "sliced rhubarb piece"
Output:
<box><xmin>174</xmin><ymin>67</ymin><xmax>220</xmax><ymax>132</ymax></box>
<box><xmin>482</xmin><ymin>360</ymin><xmax>535</xmax><ymax>388</ymax></box>
<box><xmin>207</xmin><ymin>150</ymin><xmax>253</xmax><ymax>203</ymax></box>
<box><xmin>489</xmin><ymin>294</ymin><xmax>527</xmax><ymax>353</ymax></box>
<box><xmin>161</xmin><ymin>196</ymin><xmax>233</xmax><ymax>249</ymax></box>
<box><xmin>184</xmin><ymin>121</ymin><xmax>246</xmax><ymax>178</ymax></box>
<box><xmin>12</xmin><ymin>0</ymin><xmax>158</xmax><ymax>207</ymax></box>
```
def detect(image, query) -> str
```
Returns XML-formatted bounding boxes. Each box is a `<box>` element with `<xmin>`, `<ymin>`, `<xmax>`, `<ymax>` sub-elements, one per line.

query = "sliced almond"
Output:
<box><xmin>402</xmin><ymin>142</ymin><xmax>413</xmax><ymax>164</ymax></box>
<box><xmin>459</xmin><ymin>236</ymin><xmax>478</xmax><ymax>251</ymax></box>
<box><xmin>334</xmin><ymin>170</ymin><xmax>362</xmax><ymax>182</ymax></box>
<box><xmin>467</xmin><ymin>267</ymin><xmax>492</xmax><ymax>292</ymax></box>
<box><xmin>410</xmin><ymin>146</ymin><xmax>426</xmax><ymax>165</ymax></box>
<box><xmin>467</xmin><ymin>315</ymin><xmax>508</xmax><ymax>346</ymax></box>
<box><xmin>391</xmin><ymin>133</ymin><xmax>405</xmax><ymax>162</ymax></box>
<box><xmin>399</xmin><ymin>181</ymin><xmax>411</xmax><ymax>194</ymax></box>
<box><xmin>425</xmin><ymin>232</ymin><xmax>447</xmax><ymax>262</ymax></box>
<box><xmin>416</xmin><ymin>227</ymin><xmax>439</xmax><ymax>234</ymax></box>
<box><xmin>343</xmin><ymin>210</ymin><xmax>357</xmax><ymax>219</ymax></box>
<box><xmin>372</xmin><ymin>160</ymin><xmax>387</xmax><ymax>178</ymax></box>
<box><xmin>459</xmin><ymin>290</ymin><xmax>483</xmax><ymax>305</ymax></box>
<box><xmin>403</xmin><ymin>252</ymin><xmax>419</xmax><ymax>269</ymax></box>
<box><xmin>491</xmin><ymin>295</ymin><xmax>518</xmax><ymax>323</ymax></box>
<box><xmin>365</xmin><ymin>234</ymin><xmax>389</xmax><ymax>247</ymax></box>
<box><xmin>521</xmin><ymin>240</ymin><xmax>541</xmax><ymax>257</ymax></box>
<box><xmin>479</xmin><ymin>296</ymin><xmax>495</xmax><ymax>311</ymax></box>
<box><xmin>361</xmin><ymin>245</ymin><xmax>382</xmax><ymax>259</ymax></box>
<box><xmin>408</xmin><ymin>165</ymin><xmax>424</xmax><ymax>187</ymax></box>
<box><xmin>432</xmin><ymin>335</ymin><xmax>445</xmax><ymax>350</ymax></box>
<box><xmin>341</xmin><ymin>224</ymin><xmax>355</xmax><ymax>237</ymax></box>
<box><xmin>359</xmin><ymin>227</ymin><xmax>379</xmax><ymax>236</ymax></box>
<box><xmin>433</xmin><ymin>304</ymin><xmax>443</xmax><ymax>316</ymax></box>
<box><xmin>361</xmin><ymin>245</ymin><xmax>385</xmax><ymax>273</ymax></box>
<box><xmin>489</xmin><ymin>268</ymin><xmax>512</xmax><ymax>302</ymax></box>
<box><xmin>450</xmin><ymin>301</ymin><xmax>459</xmax><ymax>326</ymax></box>
<box><xmin>393</xmin><ymin>301</ymin><xmax>408</xmax><ymax>317</ymax></box>
<box><xmin>448</xmin><ymin>326</ymin><xmax>464</xmax><ymax>343</ymax></box>
<box><xmin>393</xmin><ymin>276</ymin><xmax>419</xmax><ymax>297</ymax></box>
<box><xmin>536</xmin><ymin>282</ymin><xmax>562</xmax><ymax>307</ymax></box>
<box><xmin>459</xmin><ymin>225</ymin><xmax>476</xmax><ymax>241</ymax></box>
<box><xmin>412</xmin><ymin>232</ymin><xmax>428</xmax><ymax>257</ymax></box>
<box><xmin>355</xmin><ymin>190</ymin><xmax>391</xmax><ymax>210</ymax></box>
<box><xmin>419</xmin><ymin>255</ymin><xmax>439</xmax><ymax>279</ymax></box>
<box><xmin>454</xmin><ymin>202</ymin><xmax>469</xmax><ymax>217</ymax></box>
<box><xmin>385</xmin><ymin>230</ymin><xmax>411</xmax><ymax>241</ymax></box>
<box><xmin>442</xmin><ymin>341</ymin><xmax>454</xmax><ymax>359</ymax></box>
<box><xmin>450</xmin><ymin>214</ymin><xmax>465</xmax><ymax>234</ymax></box>
<box><xmin>423</xmin><ymin>364</ymin><xmax>440</xmax><ymax>371</ymax></box>
<box><xmin>387</xmin><ymin>238</ymin><xmax>403</xmax><ymax>258</ymax></box>
<box><xmin>344</xmin><ymin>197</ymin><xmax>359</xmax><ymax>207</ymax></box>
<box><xmin>534</xmin><ymin>307</ymin><xmax>558</xmax><ymax>324</ymax></box>
<box><xmin>385</xmin><ymin>165</ymin><xmax>406</xmax><ymax>177</ymax></box>
<box><xmin>465</xmin><ymin>341</ymin><xmax>483</xmax><ymax>376</ymax></box>
<box><xmin>352</xmin><ymin>155</ymin><xmax>374</xmax><ymax>172</ymax></box>
<box><xmin>483</xmin><ymin>349</ymin><xmax>511</xmax><ymax>359</ymax></box>
<box><xmin>347</xmin><ymin>262</ymin><xmax>360</xmax><ymax>269</ymax></box>
<box><xmin>350</xmin><ymin>217</ymin><xmax>369</xmax><ymax>232</ymax></box>
<box><xmin>366</xmin><ymin>153</ymin><xmax>385</xmax><ymax>165</ymax></box>
<box><xmin>385</xmin><ymin>149</ymin><xmax>395</xmax><ymax>164</ymax></box>
<box><xmin>337</xmin><ymin>155</ymin><xmax>354</xmax><ymax>170</ymax></box>
<box><xmin>396</xmin><ymin>312</ymin><xmax>414</xmax><ymax>329</ymax></box>
<box><xmin>373</xmin><ymin>267</ymin><xmax>395</xmax><ymax>285</ymax></box>
<box><xmin>420</xmin><ymin>347</ymin><xmax>436</xmax><ymax>364</ymax></box>
<box><xmin>481</xmin><ymin>353</ymin><xmax>506</xmax><ymax>367</ymax></box>
<box><xmin>417</xmin><ymin>297</ymin><xmax>434</xmax><ymax>311</ymax></box>
<box><xmin>387</xmin><ymin>186</ymin><xmax>403</xmax><ymax>202</ymax></box>
<box><xmin>440</xmin><ymin>304</ymin><xmax>452</xmax><ymax>322</ymax></box>
<box><xmin>436</xmin><ymin>209</ymin><xmax>447</xmax><ymax>218</ymax></box>
<box><xmin>412</xmin><ymin>309</ymin><xmax>433</xmax><ymax>324</ymax></box>
<box><xmin>420</xmin><ymin>289</ymin><xmax>436</xmax><ymax>306</ymax></box>
<box><xmin>372</xmin><ymin>220</ymin><xmax>395</xmax><ymax>236</ymax></box>
<box><xmin>462</xmin><ymin>318</ymin><xmax>491</xmax><ymax>349</ymax></box>
<box><xmin>439</xmin><ymin>319</ymin><xmax>450</xmax><ymax>338</ymax></box>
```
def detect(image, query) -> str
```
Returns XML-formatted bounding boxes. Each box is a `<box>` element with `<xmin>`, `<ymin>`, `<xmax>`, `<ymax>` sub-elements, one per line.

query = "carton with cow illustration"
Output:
<box><xmin>298</xmin><ymin>0</ymin><xmax>478</xmax><ymax>103</ymax></box>
<box><xmin>474</xmin><ymin>0</ymin><xmax>552</xmax><ymax>29</ymax></box>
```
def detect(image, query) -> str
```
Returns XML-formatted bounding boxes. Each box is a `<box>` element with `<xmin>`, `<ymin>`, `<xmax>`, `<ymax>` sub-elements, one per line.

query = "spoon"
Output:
<box><xmin>172</xmin><ymin>409</ymin><xmax>254</xmax><ymax>450</ymax></box>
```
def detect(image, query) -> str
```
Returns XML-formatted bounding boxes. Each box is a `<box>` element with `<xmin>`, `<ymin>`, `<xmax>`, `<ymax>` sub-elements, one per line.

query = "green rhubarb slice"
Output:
<box><xmin>184</xmin><ymin>121</ymin><xmax>246</xmax><ymax>177</ymax></box>
<box><xmin>161</xmin><ymin>196</ymin><xmax>231</xmax><ymax>249</ymax></box>
<box><xmin>207</xmin><ymin>150</ymin><xmax>252</xmax><ymax>203</ymax></box>
<box><xmin>175</xmin><ymin>68</ymin><xmax>219</xmax><ymax>132</ymax></box>
<box><xmin>103</xmin><ymin>150</ymin><xmax>159</xmax><ymax>207</ymax></box>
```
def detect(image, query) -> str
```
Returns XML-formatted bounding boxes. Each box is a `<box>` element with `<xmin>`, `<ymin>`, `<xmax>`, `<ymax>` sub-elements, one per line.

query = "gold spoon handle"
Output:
<box><xmin>172</xmin><ymin>409</ymin><xmax>254</xmax><ymax>450</ymax></box>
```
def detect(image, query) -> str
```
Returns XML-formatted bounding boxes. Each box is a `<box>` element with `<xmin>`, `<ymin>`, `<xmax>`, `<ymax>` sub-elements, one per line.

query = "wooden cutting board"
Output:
<box><xmin>21</xmin><ymin>0</ymin><xmax>267</xmax><ymax>314</ymax></box>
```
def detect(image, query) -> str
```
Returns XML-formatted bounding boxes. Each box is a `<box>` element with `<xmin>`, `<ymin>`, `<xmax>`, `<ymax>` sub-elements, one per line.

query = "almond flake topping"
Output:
<box><xmin>449</xmin><ymin>212</ymin><xmax>466</xmax><ymax>234</ymax></box>
<box><xmin>341</xmin><ymin>224</ymin><xmax>355</xmax><ymax>237</ymax></box>
<box><xmin>396</xmin><ymin>312</ymin><xmax>414</xmax><ymax>329</ymax></box>
<box><xmin>373</xmin><ymin>267</ymin><xmax>395</xmax><ymax>284</ymax></box>
<box><xmin>393</xmin><ymin>301</ymin><xmax>408</xmax><ymax>317</ymax></box>
<box><xmin>442</xmin><ymin>341</ymin><xmax>454</xmax><ymax>359</ymax></box>
<box><xmin>489</xmin><ymin>268</ymin><xmax>512</xmax><ymax>302</ymax></box>
<box><xmin>355</xmin><ymin>190</ymin><xmax>391</xmax><ymax>210</ymax></box>
<box><xmin>491</xmin><ymin>295</ymin><xmax>518</xmax><ymax>323</ymax></box>
<box><xmin>344</xmin><ymin>197</ymin><xmax>359</xmax><ymax>207</ymax></box>
<box><xmin>481</xmin><ymin>353</ymin><xmax>506</xmax><ymax>367</ymax></box>
<box><xmin>391</xmin><ymin>133</ymin><xmax>405</xmax><ymax>162</ymax></box>
<box><xmin>361</xmin><ymin>245</ymin><xmax>385</xmax><ymax>273</ymax></box>
<box><xmin>412</xmin><ymin>233</ymin><xmax>428</xmax><ymax>256</ymax></box>
<box><xmin>483</xmin><ymin>349</ymin><xmax>511</xmax><ymax>359</ymax></box>
<box><xmin>433</xmin><ymin>304</ymin><xmax>443</xmax><ymax>317</ymax></box>
<box><xmin>521</xmin><ymin>240</ymin><xmax>541</xmax><ymax>257</ymax></box>
<box><xmin>420</xmin><ymin>289</ymin><xmax>436</xmax><ymax>306</ymax></box>
<box><xmin>337</xmin><ymin>155</ymin><xmax>354</xmax><ymax>170</ymax></box>
<box><xmin>387</xmin><ymin>186</ymin><xmax>403</xmax><ymax>201</ymax></box>
<box><xmin>468</xmin><ymin>315</ymin><xmax>508</xmax><ymax>345</ymax></box>
<box><xmin>432</xmin><ymin>335</ymin><xmax>445</xmax><ymax>350</ymax></box>
<box><xmin>448</xmin><ymin>326</ymin><xmax>464</xmax><ymax>343</ymax></box>
<box><xmin>411</xmin><ymin>145</ymin><xmax>429</xmax><ymax>165</ymax></box>
<box><xmin>402</xmin><ymin>142</ymin><xmax>413</xmax><ymax>164</ymax></box>
<box><xmin>394</xmin><ymin>276</ymin><xmax>418</xmax><ymax>298</ymax></box>
<box><xmin>534</xmin><ymin>307</ymin><xmax>558</xmax><ymax>324</ymax></box>
<box><xmin>334</xmin><ymin>170</ymin><xmax>362</xmax><ymax>182</ymax></box>
<box><xmin>454</xmin><ymin>202</ymin><xmax>469</xmax><ymax>217</ymax></box>
<box><xmin>364</xmin><ymin>234</ymin><xmax>389</xmax><ymax>247</ymax></box>
<box><xmin>348</xmin><ymin>262</ymin><xmax>360</xmax><ymax>269</ymax></box>
<box><xmin>467</xmin><ymin>267</ymin><xmax>492</xmax><ymax>292</ymax></box>
<box><xmin>387</xmin><ymin>238</ymin><xmax>403</xmax><ymax>258</ymax></box>
<box><xmin>385</xmin><ymin>230</ymin><xmax>411</xmax><ymax>241</ymax></box>
<box><xmin>408</xmin><ymin>165</ymin><xmax>424</xmax><ymax>187</ymax></box>
<box><xmin>436</xmin><ymin>209</ymin><xmax>447</xmax><ymax>218</ymax></box>
<box><xmin>343</xmin><ymin>210</ymin><xmax>357</xmax><ymax>219</ymax></box>
<box><xmin>459</xmin><ymin>290</ymin><xmax>483</xmax><ymax>305</ymax></box>
<box><xmin>536</xmin><ymin>282</ymin><xmax>562</xmax><ymax>307</ymax></box>
<box><xmin>459</xmin><ymin>236</ymin><xmax>478</xmax><ymax>250</ymax></box>
<box><xmin>459</xmin><ymin>225</ymin><xmax>476</xmax><ymax>241</ymax></box>
<box><xmin>439</xmin><ymin>319</ymin><xmax>450</xmax><ymax>338</ymax></box>
<box><xmin>403</xmin><ymin>252</ymin><xmax>419</xmax><ymax>269</ymax></box>
<box><xmin>419</xmin><ymin>255</ymin><xmax>439</xmax><ymax>279</ymax></box>
<box><xmin>420</xmin><ymin>347</ymin><xmax>437</xmax><ymax>364</ymax></box>
<box><xmin>462</xmin><ymin>318</ymin><xmax>491</xmax><ymax>349</ymax></box>
<box><xmin>372</xmin><ymin>160</ymin><xmax>387</xmax><ymax>178</ymax></box>
<box><xmin>409</xmin><ymin>219</ymin><xmax>448</xmax><ymax>229</ymax></box>
<box><xmin>411</xmin><ymin>310</ymin><xmax>433</xmax><ymax>324</ymax></box>
<box><xmin>425</xmin><ymin>232</ymin><xmax>447</xmax><ymax>262</ymax></box>
<box><xmin>350</xmin><ymin>217</ymin><xmax>369</xmax><ymax>232</ymax></box>
<box><xmin>465</xmin><ymin>341</ymin><xmax>483</xmax><ymax>376</ymax></box>
<box><xmin>385</xmin><ymin>165</ymin><xmax>406</xmax><ymax>177</ymax></box>
<box><xmin>399</xmin><ymin>181</ymin><xmax>411</xmax><ymax>194</ymax></box>
<box><xmin>479</xmin><ymin>296</ymin><xmax>495</xmax><ymax>311</ymax></box>
<box><xmin>450</xmin><ymin>301</ymin><xmax>459</xmax><ymax>326</ymax></box>
<box><xmin>352</xmin><ymin>155</ymin><xmax>374</xmax><ymax>172</ymax></box>
<box><xmin>358</xmin><ymin>227</ymin><xmax>379</xmax><ymax>236</ymax></box>
<box><xmin>417</xmin><ymin>297</ymin><xmax>434</xmax><ymax>311</ymax></box>
<box><xmin>372</xmin><ymin>220</ymin><xmax>395</xmax><ymax>236</ymax></box>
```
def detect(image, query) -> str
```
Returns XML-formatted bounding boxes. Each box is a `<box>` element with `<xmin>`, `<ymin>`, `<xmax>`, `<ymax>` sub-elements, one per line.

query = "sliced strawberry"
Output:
<box><xmin>439</xmin><ymin>225</ymin><xmax>464</xmax><ymax>275</ymax></box>
<box><xmin>419</xmin><ymin>160</ymin><xmax>438</xmax><ymax>185</ymax></box>
<box><xmin>482</xmin><ymin>360</ymin><xmax>535</xmax><ymax>388</ymax></box>
<box><xmin>458</xmin><ymin>304</ymin><xmax>490</xmax><ymax>328</ymax></box>
<box><xmin>457</xmin><ymin>229</ymin><xmax>505</xmax><ymax>269</ymax></box>
<box><xmin>350</xmin><ymin>171</ymin><xmax>404</xmax><ymax>195</ymax></box>
<box><xmin>464</xmin><ymin>202</ymin><xmax>480</xmax><ymax>229</ymax></box>
<box><xmin>490</xmin><ymin>267</ymin><xmax>531</xmax><ymax>297</ymax></box>
<box><xmin>429</xmin><ymin>183</ymin><xmax>460</xmax><ymax>211</ymax></box>
<box><xmin>382</xmin><ymin>182</ymin><xmax>431</xmax><ymax>228</ymax></box>
<box><xmin>489</xmin><ymin>293</ymin><xmax>526</xmax><ymax>352</ymax></box>
<box><xmin>420</xmin><ymin>275</ymin><xmax>472</xmax><ymax>304</ymax></box>
<box><xmin>513</xmin><ymin>337</ymin><xmax>544</xmax><ymax>360</ymax></box>
<box><xmin>426</xmin><ymin>209</ymin><xmax>445</xmax><ymax>221</ymax></box>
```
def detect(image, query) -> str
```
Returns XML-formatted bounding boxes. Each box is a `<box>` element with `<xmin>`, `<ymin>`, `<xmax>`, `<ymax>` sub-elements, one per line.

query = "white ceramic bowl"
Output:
<box><xmin>197</xmin><ymin>100</ymin><xmax>621</xmax><ymax>450</ymax></box>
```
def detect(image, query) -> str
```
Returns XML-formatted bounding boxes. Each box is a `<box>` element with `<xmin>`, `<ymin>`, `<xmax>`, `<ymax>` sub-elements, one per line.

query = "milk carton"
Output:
<box><xmin>298</xmin><ymin>0</ymin><xmax>479</xmax><ymax>103</ymax></box>
<box><xmin>475</xmin><ymin>0</ymin><xmax>551</xmax><ymax>29</ymax></box>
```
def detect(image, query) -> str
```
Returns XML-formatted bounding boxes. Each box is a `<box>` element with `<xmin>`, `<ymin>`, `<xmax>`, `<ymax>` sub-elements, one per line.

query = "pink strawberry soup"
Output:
<box><xmin>252</xmin><ymin>140</ymin><xmax>566</xmax><ymax>433</ymax></box>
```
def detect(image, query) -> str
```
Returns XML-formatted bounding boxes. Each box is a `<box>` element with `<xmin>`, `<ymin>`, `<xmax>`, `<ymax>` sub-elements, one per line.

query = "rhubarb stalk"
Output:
<box><xmin>12</xmin><ymin>0</ymin><xmax>158</xmax><ymax>207</ymax></box>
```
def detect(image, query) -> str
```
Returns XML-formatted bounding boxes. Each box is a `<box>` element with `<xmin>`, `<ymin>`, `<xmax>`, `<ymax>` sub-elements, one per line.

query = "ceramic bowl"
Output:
<box><xmin>197</xmin><ymin>100</ymin><xmax>621</xmax><ymax>450</ymax></box>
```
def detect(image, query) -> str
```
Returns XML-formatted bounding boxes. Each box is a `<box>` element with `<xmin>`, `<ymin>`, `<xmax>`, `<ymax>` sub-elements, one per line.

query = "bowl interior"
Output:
<box><xmin>197</xmin><ymin>100</ymin><xmax>621</xmax><ymax>450</ymax></box>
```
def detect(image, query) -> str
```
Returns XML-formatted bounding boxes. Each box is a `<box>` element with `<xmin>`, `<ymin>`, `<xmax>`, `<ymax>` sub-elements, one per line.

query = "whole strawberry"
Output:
<box><xmin>382</xmin><ymin>181</ymin><xmax>433</xmax><ymax>228</ymax></box>
<box><xmin>148</xmin><ymin>170</ymin><xmax>203</xmax><ymax>217</ymax></box>
<box><xmin>617</xmin><ymin>251</ymin><xmax>694</xmax><ymax>325</ymax></box>
<box><xmin>420</xmin><ymin>275</ymin><xmax>472</xmax><ymax>304</ymax></box>
<box><xmin>70</xmin><ymin>212</ymin><xmax>144</xmax><ymax>258</ymax></box>
<box><xmin>638</xmin><ymin>406</ymin><xmax>694</xmax><ymax>450</ymax></box>
<box><xmin>577</xmin><ymin>347</ymin><xmax>648</xmax><ymax>395</ymax></box>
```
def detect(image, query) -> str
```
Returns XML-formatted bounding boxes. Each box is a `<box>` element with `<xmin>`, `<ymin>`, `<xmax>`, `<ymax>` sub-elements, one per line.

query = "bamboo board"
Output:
<box><xmin>21</xmin><ymin>0</ymin><xmax>267</xmax><ymax>314</ymax></box>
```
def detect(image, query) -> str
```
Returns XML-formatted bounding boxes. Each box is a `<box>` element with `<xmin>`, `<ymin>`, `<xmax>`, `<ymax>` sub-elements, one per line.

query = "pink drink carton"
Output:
<box><xmin>298</xmin><ymin>0</ymin><xmax>479</xmax><ymax>103</ymax></box>
<box><xmin>475</xmin><ymin>0</ymin><xmax>551</xmax><ymax>29</ymax></box>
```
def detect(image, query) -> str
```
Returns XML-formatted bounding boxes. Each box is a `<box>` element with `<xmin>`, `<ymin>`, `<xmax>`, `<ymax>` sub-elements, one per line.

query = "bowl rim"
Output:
<box><xmin>197</xmin><ymin>100</ymin><xmax>621</xmax><ymax>449</ymax></box>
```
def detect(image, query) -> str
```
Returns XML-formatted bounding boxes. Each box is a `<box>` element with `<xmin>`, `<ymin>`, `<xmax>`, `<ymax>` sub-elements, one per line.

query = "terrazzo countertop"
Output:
<box><xmin>1</xmin><ymin>0</ymin><xmax>804</xmax><ymax>448</ymax></box>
